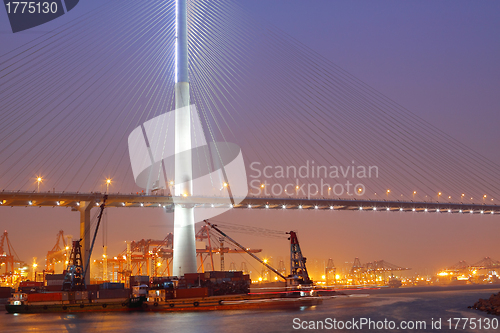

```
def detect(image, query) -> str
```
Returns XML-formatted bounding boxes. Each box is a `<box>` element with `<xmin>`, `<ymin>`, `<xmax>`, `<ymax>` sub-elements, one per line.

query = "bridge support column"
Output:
<box><xmin>172</xmin><ymin>0</ymin><xmax>197</xmax><ymax>276</ymax></box>
<box><xmin>77</xmin><ymin>201</ymin><xmax>92</xmax><ymax>285</ymax></box>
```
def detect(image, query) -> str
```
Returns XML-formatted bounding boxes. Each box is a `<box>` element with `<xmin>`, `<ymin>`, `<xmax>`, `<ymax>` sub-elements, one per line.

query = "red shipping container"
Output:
<box><xmin>27</xmin><ymin>293</ymin><xmax>62</xmax><ymax>302</ymax></box>
<box><xmin>19</xmin><ymin>281</ymin><xmax>43</xmax><ymax>288</ymax></box>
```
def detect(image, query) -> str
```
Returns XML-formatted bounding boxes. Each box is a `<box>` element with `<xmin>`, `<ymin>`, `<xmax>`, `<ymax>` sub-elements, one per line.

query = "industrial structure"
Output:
<box><xmin>0</xmin><ymin>231</ymin><xmax>27</xmax><ymax>285</ymax></box>
<box><xmin>46</xmin><ymin>230</ymin><xmax>72</xmax><ymax>273</ymax></box>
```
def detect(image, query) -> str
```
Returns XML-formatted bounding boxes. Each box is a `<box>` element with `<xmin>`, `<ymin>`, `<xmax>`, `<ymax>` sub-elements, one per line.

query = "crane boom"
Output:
<box><xmin>82</xmin><ymin>195</ymin><xmax>107</xmax><ymax>285</ymax></box>
<box><xmin>204</xmin><ymin>220</ymin><xmax>287</xmax><ymax>281</ymax></box>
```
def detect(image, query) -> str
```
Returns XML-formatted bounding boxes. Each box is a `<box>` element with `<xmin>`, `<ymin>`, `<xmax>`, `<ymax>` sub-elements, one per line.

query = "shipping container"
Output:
<box><xmin>97</xmin><ymin>288</ymin><xmax>131</xmax><ymax>299</ymax></box>
<box><xmin>100</xmin><ymin>282</ymin><xmax>124</xmax><ymax>290</ymax></box>
<box><xmin>19</xmin><ymin>281</ymin><xmax>43</xmax><ymax>288</ymax></box>
<box><xmin>174</xmin><ymin>287</ymin><xmax>208</xmax><ymax>299</ymax></box>
<box><xmin>45</xmin><ymin>274</ymin><xmax>65</xmax><ymax>281</ymax></box>
<box><xmin>46</xmin><ymin>280</ymin><xmax>64</xmax><ymax>286</ymax></box>
<box><xmin>27</xmin><ymin>292</ymin><xmax>62</xmax><ymax>302</ymax></box>
<box><xmin>0</xmin><ymin>286</ymin><xmax>12</xmax><ymax>298</ymax></box>
<box><xmin>87</xmin><ymin>284</ymin><xmax>99</xmax><ymax>291</ymax></box>
<box><xmin>45</xmin><ymin>285</ymin><xmax>63</xmax><ymax>292</ymax></box>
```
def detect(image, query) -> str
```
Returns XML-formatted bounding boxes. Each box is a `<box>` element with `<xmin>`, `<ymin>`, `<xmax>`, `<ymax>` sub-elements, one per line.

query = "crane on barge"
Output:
<box><xmin>203</xmin><ymin>220</ymin><xmax>313</xmax><ymax>290</ymax></box>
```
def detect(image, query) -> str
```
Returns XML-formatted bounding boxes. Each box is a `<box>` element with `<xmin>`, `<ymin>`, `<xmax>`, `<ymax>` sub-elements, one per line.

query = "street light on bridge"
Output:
<box><xmin>105</xmin><ymin>178</ymin><xmax>112</xmax><ymax>193</ymax></box>
<box><xmin>36</xmin><ymin>176</ymin><xmax>42</xmax><ymax>192</ymax></box>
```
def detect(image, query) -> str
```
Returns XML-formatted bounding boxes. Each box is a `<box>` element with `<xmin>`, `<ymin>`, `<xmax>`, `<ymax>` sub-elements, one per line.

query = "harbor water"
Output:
<box><xmin>1</xmin><ymin>286</ymin><xmax>499</xmax><ymax>332</ymax></box>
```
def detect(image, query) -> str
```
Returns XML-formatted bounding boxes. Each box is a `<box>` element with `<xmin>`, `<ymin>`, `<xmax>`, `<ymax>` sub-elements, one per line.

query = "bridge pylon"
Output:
<box><xmin>172</xmin><ymin>0</ymin><xmax>197</xmax><ymax>276</ymax></box>
<box><xmin>77</xmin><ymin>201</ymin><xmax>93</xmax><ymax>285</ymax></box>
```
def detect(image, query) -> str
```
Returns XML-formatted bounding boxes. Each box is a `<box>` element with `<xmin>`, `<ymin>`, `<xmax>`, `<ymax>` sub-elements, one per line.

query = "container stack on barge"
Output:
<box><xmin>5</xmin><ymin>286</ymin><xmax>143</xmax><ymax>313</ymax></box>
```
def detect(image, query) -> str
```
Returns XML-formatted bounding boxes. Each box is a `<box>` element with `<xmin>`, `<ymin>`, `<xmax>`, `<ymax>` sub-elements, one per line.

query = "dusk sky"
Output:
<box><xmin>0</xmin><ymin>0</ymin><xmax>499</xmax><ymax>279</ymax></box>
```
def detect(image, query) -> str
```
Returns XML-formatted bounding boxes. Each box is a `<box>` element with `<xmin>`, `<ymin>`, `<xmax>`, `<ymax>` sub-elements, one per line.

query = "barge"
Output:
<box><xmin>5</xmin><ymin>217</ymin><xmax>323</xmax><ymax>313</ymax></box>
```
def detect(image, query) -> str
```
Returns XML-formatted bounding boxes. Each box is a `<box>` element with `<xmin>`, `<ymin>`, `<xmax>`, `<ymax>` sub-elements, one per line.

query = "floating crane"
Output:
<box><xmin>204</xmin><ymin>220</ymin><xmax>313</xmax><ymax>289</ymax></box>
<box><xmin>204</xmin><ymin>220</ymin><xmax>286</xmax><ymax>281</ymax></box>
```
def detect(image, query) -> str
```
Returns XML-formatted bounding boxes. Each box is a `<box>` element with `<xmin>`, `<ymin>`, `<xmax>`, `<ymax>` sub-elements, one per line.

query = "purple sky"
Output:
<box><xmin>1</xmin><ymin>0</ymin><xmax>499</xmax><ymax>278</ymax></box>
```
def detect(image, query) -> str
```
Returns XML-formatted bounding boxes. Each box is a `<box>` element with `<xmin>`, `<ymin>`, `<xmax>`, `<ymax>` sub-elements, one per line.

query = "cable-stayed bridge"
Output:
<box><xmin>0</xmin><ymin>192</ymin><xmax>499</xmax><ymax>214</ymax></box>
<box><xmin>0</xmin><ymin>0</ymin><xmax>499</xmax><ymax>279</ymax></box>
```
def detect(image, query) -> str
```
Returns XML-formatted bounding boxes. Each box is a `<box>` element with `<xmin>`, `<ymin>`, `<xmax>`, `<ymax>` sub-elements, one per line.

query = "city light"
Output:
<box><xmin>105</xmin><ymin>178</ymin><xmax>112</xmax><ymax>193</ymax></box>
<box><xmin>36</xmin><ymin>176</ymin><xmax>43</xmax><ymax>192</ymax></box>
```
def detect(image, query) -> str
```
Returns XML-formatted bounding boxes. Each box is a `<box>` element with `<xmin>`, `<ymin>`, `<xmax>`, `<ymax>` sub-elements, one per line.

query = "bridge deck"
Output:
<box><xmin>0</xmin><ymin>191</ymin><xmax>498</xmax><ymax>214</ymax></box>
